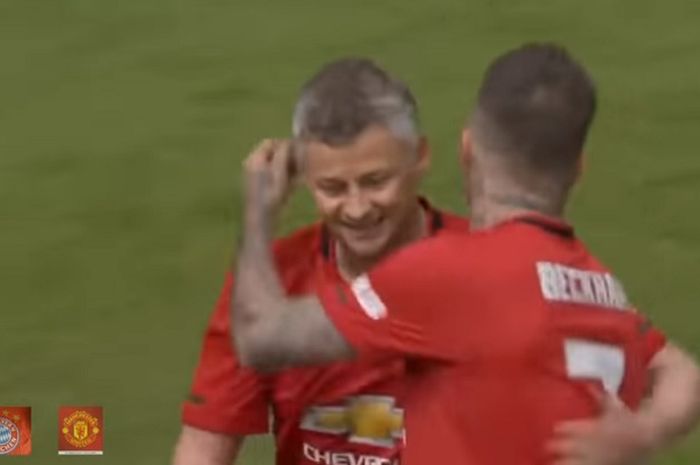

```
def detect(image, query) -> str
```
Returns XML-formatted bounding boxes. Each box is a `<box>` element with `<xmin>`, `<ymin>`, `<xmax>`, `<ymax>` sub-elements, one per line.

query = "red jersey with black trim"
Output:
<box><xmin>182</xmin><ymin>199</ymin><xmax>470</xmax><ymax>465</ymax></box>
<box><xmin>317</xmin><ymin>215</ymin><xmax>666</xmax><ymax>465</ymax></box>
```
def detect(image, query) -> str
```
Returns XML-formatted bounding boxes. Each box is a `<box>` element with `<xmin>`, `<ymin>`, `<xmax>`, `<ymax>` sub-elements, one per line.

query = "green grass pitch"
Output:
<box><xmin>1</xmin><ymin>0</ymin><xmax>699</xmax><ymax>463</ymax></box>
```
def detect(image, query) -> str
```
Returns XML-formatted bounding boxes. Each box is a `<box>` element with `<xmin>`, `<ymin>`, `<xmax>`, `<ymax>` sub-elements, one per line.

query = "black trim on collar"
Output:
<box><xmin>418</xmin><ymin>197</ymin><xmax>444</xmax><ymax>233</ymax></box>
<box><xmin>320</xmin><ymin>224</ymin><xmax>331</xmax><ymax>259</ymax></box>
<box><xmin>515</xmin><ymin>215</ymin><xmax>574</xmax><ymax>239</ymax></box>
<box><xmin>430</xmin><ymin>208</ymin><xmax>444</xmax><ymax>232</ymax></box>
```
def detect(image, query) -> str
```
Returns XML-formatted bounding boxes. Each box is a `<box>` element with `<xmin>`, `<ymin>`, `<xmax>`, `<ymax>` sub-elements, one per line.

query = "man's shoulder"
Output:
<box><xmin>419</xmin><ymin>197</ymin><xmax>469</xmax><ymax>232</ymax></box>
<box><xmin>375</xmin><ymin>230</ymin><xmax>476</xmax><ymax>277</ymax></box>
<box><xmin>378</xmin><ymin>226</ymin><xmax>506</xmax><ymax>279</ymax></box>
<box><xmin>273</xmin><ymin>222</ymin><xmax>324</xmax><ymax>252</ymax></box>
<box><xmin>438</xmin><ymin>209</ymin><xmax>470</xmax><ymax>232</ymax></box>
<box><xmin>271</xmin><ymin>222</ymin><xmax>326</xmax><ymax>270</ymax></box>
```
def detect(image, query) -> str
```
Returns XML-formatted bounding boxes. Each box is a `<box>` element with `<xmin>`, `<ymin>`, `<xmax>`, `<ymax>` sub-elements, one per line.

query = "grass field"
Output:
<box><xmin>2</xmin><ymin>0</ymin><xmax>699</xmax><ymax>463</ymax></box>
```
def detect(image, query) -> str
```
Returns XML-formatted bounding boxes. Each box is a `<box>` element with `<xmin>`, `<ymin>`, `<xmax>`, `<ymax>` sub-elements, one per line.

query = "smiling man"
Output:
<box><xmin>173</xmin><ymin>58</ymin><xmax>469</xmax><ymax>465</ymax></box>
<box><xmin>231</xmin><ymin>45</ymin><xmax>700</xmax><ymax>465</ymax></box>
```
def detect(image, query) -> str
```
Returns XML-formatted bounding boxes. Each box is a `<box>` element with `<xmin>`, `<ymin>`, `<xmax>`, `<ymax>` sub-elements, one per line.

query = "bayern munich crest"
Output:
<box><xmin>0</xmin><ymin>417</ymin><xmax>20</xmax><ymax>455</ymax></box>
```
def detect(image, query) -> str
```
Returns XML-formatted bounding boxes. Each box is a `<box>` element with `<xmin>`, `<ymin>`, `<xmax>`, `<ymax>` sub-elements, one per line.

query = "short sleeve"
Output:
<box><xmin>640</xmin><ymin>321</ymin><xmax>667</xmax><ymax>365</ymax></box>
<box><xmin>182</xmin><ymin>273</ymin><xmax>271</xmax><ymax>435</ymax></box>
<box><xmin>317</xmin><ymin>238</ymin><xmax>463</xmax><ymax>362</ymax></box>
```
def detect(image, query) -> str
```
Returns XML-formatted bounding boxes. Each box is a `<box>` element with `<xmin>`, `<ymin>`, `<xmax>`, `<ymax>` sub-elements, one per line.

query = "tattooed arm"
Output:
<box><xmin>231</xmin><ymin>140</ymin><xmax>354</xmax><ymax>372</ymax></box>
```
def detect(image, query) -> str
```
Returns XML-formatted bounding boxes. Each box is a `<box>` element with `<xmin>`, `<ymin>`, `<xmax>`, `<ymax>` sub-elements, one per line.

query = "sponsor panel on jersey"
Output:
<box><xmin>303</xmin><ymin>443</ymin><xmax>397</xmax><ymax>465</ymax></box>
<box><xmin>300</xmin><ymin>395</ymin><xmax>403</xmax><ymax>465</ymax></box>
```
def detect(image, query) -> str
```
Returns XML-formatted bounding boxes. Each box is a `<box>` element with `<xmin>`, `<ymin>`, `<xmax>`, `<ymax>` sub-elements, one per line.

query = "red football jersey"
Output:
<box><xmin>182</xmin><ymin>199</ymin><xmax>469</xmax><ymax>465</ymax></box>
<box><xmin>318</xmin><ymin>215</ymin><xmax>666</xmax><ymax>465</ymax></box>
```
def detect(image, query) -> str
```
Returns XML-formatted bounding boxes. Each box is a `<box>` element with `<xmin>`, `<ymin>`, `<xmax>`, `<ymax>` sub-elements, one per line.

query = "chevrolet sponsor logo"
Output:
<box><xmin>300</xmin><ymin>396</ymin><xmax>404</xmax><ymax>448</ymax></box>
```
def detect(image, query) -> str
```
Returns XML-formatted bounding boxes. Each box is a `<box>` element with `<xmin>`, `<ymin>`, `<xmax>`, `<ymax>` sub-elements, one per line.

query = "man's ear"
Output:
<box><xmin>415</xmin><ymin>136</ymin><xmax>431</xmax><ymax>173</ymax></box>
<box><xmin>460</xmin><ymin>128</ymin><xmax>473</xmax><ymax>171</ymax></box>
<box><xmin>292</xmin><ymin>140</ymin><xmax>310</xmax><ymax>186</ymax></box>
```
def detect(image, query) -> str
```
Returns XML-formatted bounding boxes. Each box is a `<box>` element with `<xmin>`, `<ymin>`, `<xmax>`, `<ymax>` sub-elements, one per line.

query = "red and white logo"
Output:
<box><xmin>0</xmin><ymin>417</ymin><xmax>20</xmax><ymax>455</ymax></box>
<box><xmin>351</xmin><ymin>275</ymin><xmax>387</xmax><ymax>320</ymax></box>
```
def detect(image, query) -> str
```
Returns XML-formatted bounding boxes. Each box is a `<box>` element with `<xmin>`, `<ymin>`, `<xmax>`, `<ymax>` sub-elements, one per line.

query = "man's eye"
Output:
<box><xmin>362</xmin><ymin>175</ymin><xmax>390</xmax><ymax>188</ymax></box>
<box><xmin>319</xmin><ymin>183</ymin><xmax>345</xmax><ymax>196</ymax></box>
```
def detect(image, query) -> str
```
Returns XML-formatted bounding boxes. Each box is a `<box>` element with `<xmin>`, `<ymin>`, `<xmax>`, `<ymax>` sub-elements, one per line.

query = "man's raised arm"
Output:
<box><xmin>231</xmin><ymin>139</ymin><xmax>354</xmax><ymax>372</ymax></box>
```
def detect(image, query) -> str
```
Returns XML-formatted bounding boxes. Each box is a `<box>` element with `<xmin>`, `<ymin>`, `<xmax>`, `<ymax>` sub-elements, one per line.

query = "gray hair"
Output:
<box><xmin>291</xmin><ymin>58</ymin><xmax>420</xmax><ymax>148</ymax></box>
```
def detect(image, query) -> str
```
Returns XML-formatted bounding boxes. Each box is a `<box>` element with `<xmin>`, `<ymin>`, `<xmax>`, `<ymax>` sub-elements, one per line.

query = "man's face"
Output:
<box><xmin>303</xmin><ymin>125</ymin><xmax>429</xmax><ymax>260</ymax></box>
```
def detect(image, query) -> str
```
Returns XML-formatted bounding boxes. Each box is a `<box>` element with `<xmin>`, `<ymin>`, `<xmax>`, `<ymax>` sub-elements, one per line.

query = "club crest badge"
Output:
<box><xmin>58</xmin><ymin>406</ymin><xmax>103</xmax><ymax>455</ymax></box>
<box><xmin>0</xmin><ymin>416</ymin><xmax>20</xmax><ymax>455</ymax></box>
<box><xmin>0</xmin><ymin>407</ymin><xmax>31</xmax><ymax>456</ymax></box>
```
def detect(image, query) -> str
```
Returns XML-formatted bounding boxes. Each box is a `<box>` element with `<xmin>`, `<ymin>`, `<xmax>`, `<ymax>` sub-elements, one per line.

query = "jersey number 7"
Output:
<box><xmin>564</xmin><ymin>338</ymin><xmax>625</xmax><ymax>394</ymax></box>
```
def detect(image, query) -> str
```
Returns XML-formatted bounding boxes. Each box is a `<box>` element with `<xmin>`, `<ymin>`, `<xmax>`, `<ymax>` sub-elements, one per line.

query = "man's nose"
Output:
<box><xmin>341</xmin><ymin>189</ymin><xmax>373</xmax><ymax>222</ymax></box>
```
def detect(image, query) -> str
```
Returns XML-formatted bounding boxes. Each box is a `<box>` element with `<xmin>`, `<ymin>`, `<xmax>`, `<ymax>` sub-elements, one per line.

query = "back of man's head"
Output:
<box><xmin>472</xmin><ymin>43</ymin><xmax>596</xmax><ymax>187</ymax></box>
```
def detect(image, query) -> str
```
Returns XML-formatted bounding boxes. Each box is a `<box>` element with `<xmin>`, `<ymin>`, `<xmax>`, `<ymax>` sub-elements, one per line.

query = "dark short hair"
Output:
<box><xmin>474</xmin><ymin>43</ymin><xmax>596</xmax><ymax>180</ymax></box>
<box><xmin>292</xmin><ymin>58</ymin><xmax>419</xmax><ymax>146</ymax></box>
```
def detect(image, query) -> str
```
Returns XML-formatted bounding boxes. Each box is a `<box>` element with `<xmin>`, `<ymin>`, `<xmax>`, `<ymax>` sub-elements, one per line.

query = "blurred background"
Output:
<box><xmin>2</xmin><ymin>0</ymin><xmax>699</xmax><ymax>463</ymax></box>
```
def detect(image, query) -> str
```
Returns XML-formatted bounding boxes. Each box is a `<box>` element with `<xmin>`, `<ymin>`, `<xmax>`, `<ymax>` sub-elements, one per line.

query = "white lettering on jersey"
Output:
<box><xmin>351</xmin><ymin>275</ymin><xmax>387</xmax><ymax>320</ymax></box>
<box><xmin>564</xmin><ymin>338</ymin><xmax>625</xmax><ymax>394</ymax></box>
<box><xmin>536</xmin><ymin>262</ymin><xmax>630</xmax><ymax>310</ymax></box>
<box><xmin>303</xmin><ymin>443</ymin><xmax>394</xmax><ymax>465</ymax></box>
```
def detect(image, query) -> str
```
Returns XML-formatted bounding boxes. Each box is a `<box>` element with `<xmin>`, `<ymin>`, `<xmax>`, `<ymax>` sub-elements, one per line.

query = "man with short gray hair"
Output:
<box><xmin>173</xmin><ymin>57</ymin><xmax>470</xmax><ymax>465</ymax></box>
<box><xmin>293</xmin><ymin>58</ymin><xmax>421</xmax><ymax>149</ymax></box>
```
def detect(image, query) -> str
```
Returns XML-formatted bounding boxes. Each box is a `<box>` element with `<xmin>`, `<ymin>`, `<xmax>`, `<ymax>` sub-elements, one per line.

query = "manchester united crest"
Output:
<box><xmin>58</xmin><ymin>407</ymin><xmax>103</xmax><ymax>455</ymax></box>
<box><xmin>62</xmin><ymin>411</ymin><xmax>99</xmax><ymax>448</ymax></box>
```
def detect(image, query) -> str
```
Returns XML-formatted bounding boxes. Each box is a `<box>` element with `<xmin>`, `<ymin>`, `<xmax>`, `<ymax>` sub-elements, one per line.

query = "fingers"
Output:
<box><xmin>269</xmin><ymin>140</ymin><xmax>294</xmax><ymax>183</ymax></box>
<box><xmin>548</xmin><ymin>435</ymin><xmax>587</xmax><ymax>457</ymax></box>
<box><xmin>242</xmin><ymin>138</ymin><xmax>298</xmax><ymax>211</ymax></box>
<box><xmin>548</xmin><ymin>420</ymin><xmax>596</xmax><ymax>465</ymax></box>
<box><xmin>583</xmin><ymin>383</ymin><xmax>606</xmax><ymax>405</ymax></box>
<box><xmin>553</xmin><ymin>420</ymin><xmax>597</xmax><ymax>437</ymax></box>
<box><xmin>548</xmin><ymin>433</ymin><xmax>595</xmax><ymax>465</ymax></box>
<box><xmin>244</xmin><ymin>139</ymin><xmax>295</xmax><ymax>176</ymax></box>
<box><xmin>599</xmin><ymin>392</ymin><xmax>625</xmax><ymax>413</ymax></box>
<box><xmin>552</xmin><ymin>460</ymin><xmax>584</xmax><ymax>465</ymax></box>
<box><xmin>581</xmin><ymin>383</ymin><xmax>625</xmax><ymax>414</ymax></box>
<box><xmin>245</xmin><ymin>139</ymin><xmax>281</xmax><ymax>171</ymax></box>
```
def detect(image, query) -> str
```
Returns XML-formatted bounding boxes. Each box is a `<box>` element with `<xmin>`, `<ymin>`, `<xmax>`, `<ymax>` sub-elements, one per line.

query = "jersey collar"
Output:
<box><xmin>510</xmin><ymin>213</ymin><xmax>575</xmax><ymax>239</ymax></box>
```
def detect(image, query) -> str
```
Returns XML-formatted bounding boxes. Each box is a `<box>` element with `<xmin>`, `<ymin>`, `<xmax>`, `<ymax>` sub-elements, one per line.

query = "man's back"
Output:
<box><xmin>320</xmin><ymin>215</ymin><xmax>663</xmax><ymax>464</ymax></box>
